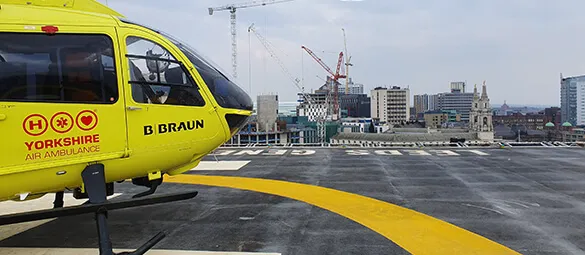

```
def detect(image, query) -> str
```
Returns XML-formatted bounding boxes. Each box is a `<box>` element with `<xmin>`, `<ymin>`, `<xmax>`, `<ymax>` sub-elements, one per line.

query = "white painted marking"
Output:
<box><xmin>403</xmin><ymin>150</ymin><xmax>431</xmax><ymax>156</ymax></box>
<box><xmin>0</xmin><ymin>193</ymin><xmax>122</xmax><ymax>241</ymax></box>
<box><xmin>345</xmin><ymin>149</ymin><xmax>369</xmax><ymax>155</ymax></box>
<box><xmin>211</xmin><ymin>149</ymin><xmax>492</xmax><ymax>157</ymax></box>
<box><xmin>0</xmin><ymin>248</ymin><xmax>281</xmax><ymax>255</ymax></box>
<box><xmin>191</xmin><ymin>161</ymin><xmax>250</xmax><ymax>171</ymax></box>
<box><xmin>431</xmin><ymin>150</ymin><xmax>460</xmax><ymax>156</ymax></box>
<box><xmin>467</xmin><ymin>150</ymin><xmax>490</xmax><ymax>156</ymax></box>
<box><xmin>239</xmin><ymin>216</ymin><xmax>255</xmax><ymax>220</ymax></box>
<box><xmin>290</xmin><ymin>149</ymin><xmax>315</xmax><ymax>155</ymax></box>
<box><xmin>234</xmin><ymin>150</ymin><xmax>263</xmax><ymax>155</ymax></box>
<box><xmin>374</xmin><ymin>150</ymin><xmax>403</xmax><ymax>155</ymax></box>
<box><xmin>262</xmin><ymin>149</ymin><xmax>287</xmax><ymax>155</ymax></box>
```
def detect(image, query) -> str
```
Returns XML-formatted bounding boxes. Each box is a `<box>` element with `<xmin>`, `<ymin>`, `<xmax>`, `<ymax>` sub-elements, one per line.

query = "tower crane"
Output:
<box><xmin>248</xmin><ymin>23</ymin><xmax>327</xmax><ymax>143</ymax></box>
<box><xmin>342</xmin><ymin>28</ymin><xmax>353</xmax><ymax>95</ymax></box>
<box><xmin>208</xmin><ymin>0</ymin><xmax>295</xmax><ymax>79</ymax></box>
<box><xmin>301</xmin><ymin>45</ymin><xmax>346</xmax><ymax>120</ymax></box>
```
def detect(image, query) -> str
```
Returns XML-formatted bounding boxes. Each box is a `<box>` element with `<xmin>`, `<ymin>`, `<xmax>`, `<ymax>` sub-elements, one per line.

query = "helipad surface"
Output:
<box><xmin>1</xmin><ymin>147</ymin><xmax>585</xmax><ymax>255</ymax></box>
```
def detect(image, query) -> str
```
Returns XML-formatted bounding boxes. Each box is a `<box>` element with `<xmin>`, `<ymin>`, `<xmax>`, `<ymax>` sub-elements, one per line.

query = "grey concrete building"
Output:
<box><xmin>257</xmin><ymin>94</ymin><xmax>279</xmax><ymax>132</ymax></box>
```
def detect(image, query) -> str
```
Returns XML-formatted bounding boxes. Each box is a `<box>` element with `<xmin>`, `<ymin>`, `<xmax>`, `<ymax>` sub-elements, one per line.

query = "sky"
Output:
<box><xmin>98</xmin><ymin>0</ymin><xmax>585</xmax><ymax>106</ymax></box>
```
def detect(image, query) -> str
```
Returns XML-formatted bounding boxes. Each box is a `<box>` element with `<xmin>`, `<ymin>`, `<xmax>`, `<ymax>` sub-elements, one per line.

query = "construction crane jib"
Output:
<box><xmin>248</xmin><ymin>24</ymin><xmax>327</xmax><ymax>144</ymax></box>
<box><xmin>301</xmin><ymin>45</ymin><xmax>346</xmax><ymax>118</ymax></box>
<box><xmin>208</xmin><ymin>0</ymin><xmax>295</xmax><ymax>79</ymax></box>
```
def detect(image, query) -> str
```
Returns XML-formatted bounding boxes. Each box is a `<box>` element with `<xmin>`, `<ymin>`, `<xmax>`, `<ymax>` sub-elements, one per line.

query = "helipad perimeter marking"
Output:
<box><xmin>0</xmin><ymin>248</ymin><xmax>281</xmax><ymax>255</ymax></box>
<box><xmin>165</xmin><ymin>175</ymin><xmax>521</xmax><ymax>255</ymax></box>
<box><xmin>191</xmin><ymin>161</ymin><xmax>250</xmax><ymax>171</ymax></box>
<box><xmin>211</xmin><ymin>149</ymin><xmax>492</xmax><ymax>156</ymax></box>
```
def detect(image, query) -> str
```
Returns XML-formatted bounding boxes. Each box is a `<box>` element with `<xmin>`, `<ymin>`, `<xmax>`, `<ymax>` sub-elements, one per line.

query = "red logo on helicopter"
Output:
<box><xmin>23</xmin><ymin>110</ymin><xmax>102</xmax><ymax>161</ymax></box>
<box><xmin>22</xmin><ymin>114</ymin><xmax>48</xmax><ymax>136</ymax></box>
<box><xmin>23</xmin><ymin>110</ymin><xmax>98</xmax><ymax>136</ymax></box>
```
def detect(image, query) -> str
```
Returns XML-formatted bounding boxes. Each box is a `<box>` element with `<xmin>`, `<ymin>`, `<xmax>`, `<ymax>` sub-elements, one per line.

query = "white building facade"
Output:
<box><xmin>371</xmin><ymin>86</ymin><xmax>410</xmax><ymax>124</ymax></box>
<box><xmin>576</xmin><ymin>80</ymin><xmax>585</xmax><ymax>126</ymax></box>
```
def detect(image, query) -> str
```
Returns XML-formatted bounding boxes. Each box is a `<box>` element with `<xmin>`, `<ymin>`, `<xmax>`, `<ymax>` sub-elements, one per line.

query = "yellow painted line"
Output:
<box><xmin>165</xmin><ymin>175</ymin><xmax>521</xmax><ymax>255</ymax></box>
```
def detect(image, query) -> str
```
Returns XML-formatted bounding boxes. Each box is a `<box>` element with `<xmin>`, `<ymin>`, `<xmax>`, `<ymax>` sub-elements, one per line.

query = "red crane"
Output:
<box><xmin>301</xmin><ymin>45</ymin><xmax>346</xmax><ymax>118</ymax></box>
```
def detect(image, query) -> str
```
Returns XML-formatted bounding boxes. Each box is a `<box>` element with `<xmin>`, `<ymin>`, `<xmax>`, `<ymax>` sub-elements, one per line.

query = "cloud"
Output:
<box><xmin>98</xmin><ymin>0</ymin><xmax>585</xmax><ymax>106</ymax></box>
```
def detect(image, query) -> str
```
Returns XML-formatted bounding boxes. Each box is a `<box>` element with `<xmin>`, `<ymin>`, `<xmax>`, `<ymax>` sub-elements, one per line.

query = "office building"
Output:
<box><xmin>560</xmin><ymin>74</ymin><xmax>585</xmax><ymax>126</ymax></box>
<box><xmin>340</xmin><ymin>93</ymin><xmax>370</xmax><ymax>118</ymax></box>
<box><xmin>371</xmin><ymin>86</ymin><xmax>410</xmax><ymax>124</ymax></box>
<box><xmin>413</xmin><ymin>94</ymin><xmax>438</xmax><ymax>116</ymax></box>
<box><xmin>338</xmin><ymin>78</ymin><xmax>364</xmax><ymax>94</ymax></box>
<box><xmin>437</xmin><ymin>82</ymin><xmax>474</xmax><ymax>121</ymax></box>
<box><xmin>450</xmin><ymin>81</ymin><xmax>466</xmax><ymax>93</ymax></box>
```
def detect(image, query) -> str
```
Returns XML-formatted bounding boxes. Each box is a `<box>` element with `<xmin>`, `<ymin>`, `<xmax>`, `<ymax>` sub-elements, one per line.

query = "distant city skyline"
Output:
<box><xmin>98</xmin><ymin>0</ymin><xmax>585</xmax><ymax>106</ymax></box>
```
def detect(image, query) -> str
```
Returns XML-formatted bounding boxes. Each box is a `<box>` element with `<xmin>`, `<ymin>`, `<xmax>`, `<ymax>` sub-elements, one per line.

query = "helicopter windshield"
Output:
<box><xmin>160</xmin><ymin>32</ymin><xmax>253</xmax><ymax>111</ymax></box>
<box><xmin>119</xmin><ymin>18</ymin><xmax>253</xmax><ymax>111</ymax></box>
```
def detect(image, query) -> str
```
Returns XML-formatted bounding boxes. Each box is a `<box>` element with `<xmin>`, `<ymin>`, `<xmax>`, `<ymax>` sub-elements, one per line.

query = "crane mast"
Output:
<box><xmin>248</xmin><ymin>24</ymin><xmax>327</xmax><ymax>143</ymax></box>
<box><xmin>342</xmin><ymin>28</ymin><xmax>352</xmax><ymax>95</ymax></box>
<box><xmin>208</xmin><ymin>0</ymin><xmax>295</xmax><ymax>79</ymax></box>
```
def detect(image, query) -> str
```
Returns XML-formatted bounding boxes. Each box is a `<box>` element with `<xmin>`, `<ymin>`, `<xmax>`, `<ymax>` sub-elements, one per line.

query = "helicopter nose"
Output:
<box><xmin>224</xmin><ymin>113</ymin><xmax>251</xmax><ymax>136</ymax></box>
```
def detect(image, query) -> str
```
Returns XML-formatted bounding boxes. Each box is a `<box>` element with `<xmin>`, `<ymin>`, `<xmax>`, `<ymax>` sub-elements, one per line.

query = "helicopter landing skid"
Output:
<box><xmin>0</xmin><ymin>163</ymin><xmax>198</xmax><ymax>255</ymax></box>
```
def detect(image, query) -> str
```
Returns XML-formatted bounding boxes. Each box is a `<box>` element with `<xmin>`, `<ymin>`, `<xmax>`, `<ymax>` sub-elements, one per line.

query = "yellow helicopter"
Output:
<box><xmin>0</xmin><ymin>0</ymin><xmax>253</xmax><ymax>253</ymax></box>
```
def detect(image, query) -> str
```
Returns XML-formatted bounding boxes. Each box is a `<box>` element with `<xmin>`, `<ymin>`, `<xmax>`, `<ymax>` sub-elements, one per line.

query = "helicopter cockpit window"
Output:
<box><xmin>158</xmin><ymin>31</ymin><xmax>254</xmax><ymax>111</ymax></box>
<box><xmin>115</xmin><ymin>18</ymin><xmax>253</xmax><ymax>111</ymax></box>
<box><xmin>125</xmin><ymin>36</ymin><xmax>205</xmax><ymax>107</ymax></box>
<box><xmin>0</xmin><ymin>32</ymin><xmax>118</xmax><ymax>103</ymax></box>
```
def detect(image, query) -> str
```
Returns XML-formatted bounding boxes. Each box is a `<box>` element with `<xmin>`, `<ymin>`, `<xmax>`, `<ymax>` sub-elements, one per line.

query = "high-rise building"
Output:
<box><xmin>560</xmin><ymin>74</ymin><xmax>585</xmax><ymax>126</ymax></box>
<box><xmin>414</xmin><ymin>94</ymin><xmax>427</xmax><ymax>115</ymax></box>
<box><xmin>371</xmin><ymin>86</ymin><xmax>410</xmax><ymax>124</ymax></box>
<box><xmin>437</xmin><ymin>84</ymin><xmax>474</xmax><ymax>122</ymax></box>
<box><xmin>413</xmin><ymin>94</ymin><xmax>438</xmax><ymax>116</ymax></box>
<box><xmin>340</xmin><ymin>94</ymin><xmax>370</xmax><ymax>118</ymax></box>
<box><xmin>450</xmin><ymin>81</ymin><xmax>466</xmax><ymax>93</ymax></box>
<box><xmin>338</xmin><ymin>78</ymin><xmax>364</xmax><ymax>94</ymax></box>
<box><xmin>257</xmin><ymin>94</ymin><xmax>278</xmax><ymax>131</ymax></box>
<box><xmin>576</xmin><ymin>81</ymin><xmax>585</xmax><ymax>126</ymax></box>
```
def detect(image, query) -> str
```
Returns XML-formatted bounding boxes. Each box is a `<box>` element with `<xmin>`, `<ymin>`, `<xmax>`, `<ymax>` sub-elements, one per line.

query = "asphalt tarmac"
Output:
<box><xmin>1</xmin><ymin>147</ymin><xmax>585</xmax><ymax>255</ymax></box>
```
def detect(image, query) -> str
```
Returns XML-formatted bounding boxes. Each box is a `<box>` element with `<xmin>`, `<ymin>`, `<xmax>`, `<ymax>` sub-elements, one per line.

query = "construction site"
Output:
<box><xmin>208</xmin><ymin>0</ymin><xmax>364</xmax><ymax>145</ymax></box>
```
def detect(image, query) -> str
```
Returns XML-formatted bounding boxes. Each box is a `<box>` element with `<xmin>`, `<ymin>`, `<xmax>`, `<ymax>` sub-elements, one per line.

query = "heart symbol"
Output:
<box><xmin>80</xmin><ymin>116</ymin><xmax>93</xmax><ymax>126</ymax></box>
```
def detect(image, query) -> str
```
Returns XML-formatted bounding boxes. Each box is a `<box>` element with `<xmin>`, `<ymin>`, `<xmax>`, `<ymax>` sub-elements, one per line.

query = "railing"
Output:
<box><xmin>220</xmin><ymin>141</ymin><xmax>583</xmax><ymax>148</ymax></box>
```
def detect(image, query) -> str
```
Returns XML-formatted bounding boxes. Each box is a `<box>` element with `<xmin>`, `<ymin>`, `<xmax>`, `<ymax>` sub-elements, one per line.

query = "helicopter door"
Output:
<box><xmin>118</xmin><ymin>28</ymin><xmax>212</xmax><ymax>171</ymax></box>
<box><xmin>0</xmin><ymin>27</ymin><xmax>127</xmax><ymax>173</ymax></box>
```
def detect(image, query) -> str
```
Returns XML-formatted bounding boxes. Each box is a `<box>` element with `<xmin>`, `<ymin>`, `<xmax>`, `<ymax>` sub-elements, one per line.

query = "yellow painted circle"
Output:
<box><xmin>165</xmin><ymin>174</ymin><xmax>521</xmax><ymax>255</ymax></box>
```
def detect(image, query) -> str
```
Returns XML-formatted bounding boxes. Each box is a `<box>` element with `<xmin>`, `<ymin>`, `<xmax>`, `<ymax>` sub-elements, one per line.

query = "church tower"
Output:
<box><xmin>469</xmin><ymin>84</ymin><xmax>480</xmax><ymax>131</ymax></box>
<box><xmin>470</xmin><ymin>81</ymin><xmax>494</xmax><ymax>140</ymax></box>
